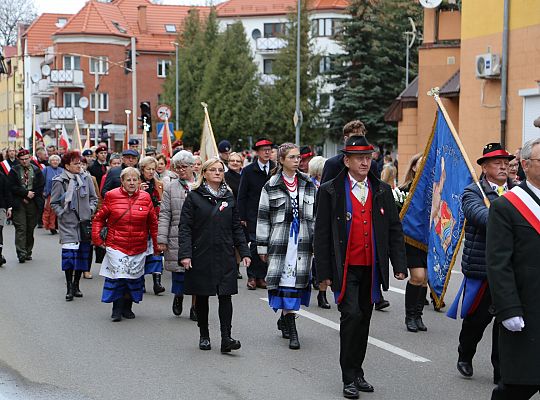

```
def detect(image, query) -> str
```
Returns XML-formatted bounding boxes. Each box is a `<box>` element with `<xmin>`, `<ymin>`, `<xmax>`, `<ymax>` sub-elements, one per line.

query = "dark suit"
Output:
<box><xmin>314</xmin><ymin>168</ymin><xmax>407</xmax><ymax>383</ymax></box>
<box><xmin>237</xmin><ymin>159</ymin><xmax>275</xmax><ymax>280</ymax></box>
<box><xmin>487</xmin><ymin>181</ymin><xmax>540</xmax><ymax>398</ymax></box>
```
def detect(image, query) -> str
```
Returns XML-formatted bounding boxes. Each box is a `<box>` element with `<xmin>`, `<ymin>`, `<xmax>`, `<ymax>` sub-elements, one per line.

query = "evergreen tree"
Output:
<box><xmin>328</xmin><ymin>0</ymin><xmax>422</xmax><ymax>144</ymax></box>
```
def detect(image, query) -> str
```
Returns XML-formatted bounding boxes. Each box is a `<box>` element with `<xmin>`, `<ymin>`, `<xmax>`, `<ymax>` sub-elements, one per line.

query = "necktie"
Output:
<box><xmin>23</xmin><ymin>167</ymin><xmax>29</xmax><ymax>187</ymax></box>
<box><xmin>263</xmin><ymin>164</ymin><xmax>267</xmax><ymax>175</ymax></box>
<box><xmin>497</xmin><ymin>186</ymin><xmax>505</xmax><ymax>196</ymax></box>
<box><xmin>353</xmin><ymin>181</ymin><xmax>367</xmax><ymax>205</ymax></box>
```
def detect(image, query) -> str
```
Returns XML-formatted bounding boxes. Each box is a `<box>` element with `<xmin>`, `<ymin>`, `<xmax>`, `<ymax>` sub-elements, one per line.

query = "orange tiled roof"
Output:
<box><xmin>216</xmin><ymin>0</ymin><xmax>348</xmax><ymax>17</ymax></box>
<box><xmin>55</xmin><ymin>0</ymin><xmax>210</xmax><ymax>53</ymax></box>
<box><xmin>23</xmin><ymin>13</ymin><xmax>74</xmax><ymax>55</ymax></box>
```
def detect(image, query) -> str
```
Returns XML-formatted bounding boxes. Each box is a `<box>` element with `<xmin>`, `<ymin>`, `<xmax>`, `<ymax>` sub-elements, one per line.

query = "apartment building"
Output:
<box><xmin>0</xmin><ymin>44</ymin><xmax>24</xmax><ymax>148</ymax></box>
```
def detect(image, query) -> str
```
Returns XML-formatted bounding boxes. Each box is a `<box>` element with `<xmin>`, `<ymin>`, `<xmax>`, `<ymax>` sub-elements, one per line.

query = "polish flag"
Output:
<box><xmin>34</xmin><ymin>116</ymin><xmax>44</xmax><ymax>142</ymax></box>
<box><xmin>59</xmin><ymin>125</ymin><xmax>71</xmax><ymax>150</ymax></box>
<box><xmin>160</xmin><ymin>118</ymin><xmax>173</xmax><ymax>159</ymax></box>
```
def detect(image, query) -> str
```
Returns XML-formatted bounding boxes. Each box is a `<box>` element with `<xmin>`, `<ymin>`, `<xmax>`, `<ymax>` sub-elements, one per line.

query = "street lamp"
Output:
<box><xmin>171</xmin><ymin>42</ymin><xmax>180</xmax><ymax>131</ymax></box>
<box><xmin>125</xmin><ymin>109</ymin><xmax>131</xmax><ymax>149</ymax></box>
<box><xmin>294</xmin><ymin>0</ymin><xmax>302</xmax><ymax>146</ymax></box>
<box><xmin>404</xmin><ymin>17</ymin><xmax>417</xmax><ymax>88</ymax></box>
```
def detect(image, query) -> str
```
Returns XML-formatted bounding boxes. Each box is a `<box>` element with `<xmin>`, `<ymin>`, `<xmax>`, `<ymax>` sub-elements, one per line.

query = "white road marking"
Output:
<box><xmin>260</xmin><ymin>298</ymin><xmax>431</xmax><ymax>363</ymax></box>
<box><xmin>388</xmin><ymin>286</ymin><xmax>406</xmax><ymax>294</ymax></box>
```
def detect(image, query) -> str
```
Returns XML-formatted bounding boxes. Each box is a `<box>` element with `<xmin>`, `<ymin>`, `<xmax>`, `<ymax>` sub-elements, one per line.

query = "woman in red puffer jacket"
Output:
<box><xmin>92</xmin><ymin>167</ymin><xmax>158</xmax><ymax>322</ymax></box>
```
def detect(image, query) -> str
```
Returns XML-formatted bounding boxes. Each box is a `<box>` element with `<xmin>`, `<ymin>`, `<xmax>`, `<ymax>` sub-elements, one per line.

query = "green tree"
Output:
<box><xmin>198</xmin><ymin>22</ymin><xmax>259</xmax><ymax>150</ymax></box>
<box><xmin>328</xmin><ymin>0</ymin><xmax>422</xmax><ymax>144</ymax></box>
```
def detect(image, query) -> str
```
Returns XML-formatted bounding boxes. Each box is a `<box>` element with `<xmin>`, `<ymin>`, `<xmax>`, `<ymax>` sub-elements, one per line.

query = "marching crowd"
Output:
<box><xmin>0</xmin><ymin>121</ymin><xmax>539</xmax><ymax>400</ymax></box>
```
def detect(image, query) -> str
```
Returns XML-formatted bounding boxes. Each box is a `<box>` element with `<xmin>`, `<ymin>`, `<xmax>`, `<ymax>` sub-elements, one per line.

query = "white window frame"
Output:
<box><xmin>63</xmin><ymin>55</ymin><xmax>80</xmax><ymax>71</ymax></box>
<box><xmin>63</xmin><ymin>92</ymin><xmax>81</xmax><ymax>108</ymax></box>
<box><xmin>89</xmin><ymin>56</ymin><xmax>108</xmax><ymax>75</ymax></box>
<box><xmin>157</xmin><ymin>60</ymin><xmax>171</xmax><ymax>78</ymax></box>
<box><xmin>90</xmin><ymin>93</ymin><xmax>109</xmax><ymax>111</ymax></box>
<box><xmin>165</xmin><ymin>24</ymin><xmax>176</xmax><ymax>33</ymax></box>
<box><xmin>263</xmin><ymin>59</ymin><xmax>274</xmax><ymax>75</ymax></box>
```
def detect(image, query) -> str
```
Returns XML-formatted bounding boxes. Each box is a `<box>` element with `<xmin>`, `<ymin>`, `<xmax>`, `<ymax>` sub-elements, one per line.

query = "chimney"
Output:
<box><xmin>138</xmin><ymin>5</ymin><xmax>147</xmax><ymax>33</ymax></box>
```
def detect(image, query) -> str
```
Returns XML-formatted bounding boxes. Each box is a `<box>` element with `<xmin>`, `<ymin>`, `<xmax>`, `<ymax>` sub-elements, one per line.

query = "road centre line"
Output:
<box><xmin>259</xmin><ymin>298</ymin><xmax>431</xmax><ymax>363</ymax></box>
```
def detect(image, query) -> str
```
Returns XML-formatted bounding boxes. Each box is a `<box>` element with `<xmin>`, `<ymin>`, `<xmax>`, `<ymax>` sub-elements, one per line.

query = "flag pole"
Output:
<box><xmin>164</xmin><ymin>116</ymin><xmax>173</xmax><ymax>156</ymax></box>
<box><xmin>429</xmin><ymin>88</ymin><xmax>490</xmax><ymax>208</ymax></box>
<box><xmin>74</xmin><ymin>117</ymin><xmax>83</xmax><ymax>150</ymax></box>
<box><xmin>32</xmin><ymin>105</ymin><xmax>37</xmax><ymax>156</ymax></box>
<box><xmin>201</xmin><ymin>102</ymin><xmax>218</xmax><ymax>154</ymax></box>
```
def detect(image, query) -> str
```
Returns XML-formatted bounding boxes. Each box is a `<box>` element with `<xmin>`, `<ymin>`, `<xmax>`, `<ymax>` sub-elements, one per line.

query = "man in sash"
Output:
<box><xmin>454</xmin><ymin>143</ymin><xmax>515</xmax><ymax>382</ymax></box>
<box><xmin>487</xmin><ymin>138</ymin><xmax>540</xmax><ymax>399</ymax></box>
<box><xmin>314</xmin><ymin>135</ymin><xmax>407</xmax><ymax>399</ymax></box>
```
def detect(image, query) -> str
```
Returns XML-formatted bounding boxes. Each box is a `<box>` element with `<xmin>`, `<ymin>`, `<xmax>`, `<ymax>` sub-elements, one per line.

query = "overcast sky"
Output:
<box><xmin>34</xmin><ymin>0</ymin><xmax>226</xmax><ymax>15</ymax></box>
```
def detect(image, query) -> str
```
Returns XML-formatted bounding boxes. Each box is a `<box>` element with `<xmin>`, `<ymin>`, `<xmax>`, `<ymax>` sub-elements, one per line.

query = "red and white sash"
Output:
<box><xmin>31</xmin><ymin>156</ymin><xmax>44</xmax><ymax>171</ymax></box>
<box><xmin>504</xmin><ymin>186</ymin><xmax>540</xmax><ymax>234</ymax></box>
<box><xmin>0</xmin><ymin>160</ymin><xmax>10</xmax><ymax>175</ymax></box>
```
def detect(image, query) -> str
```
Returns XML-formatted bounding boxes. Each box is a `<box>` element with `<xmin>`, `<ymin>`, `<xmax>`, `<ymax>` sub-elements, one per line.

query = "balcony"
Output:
<box><xmin>32</xmin><ymin>78</ymin><xmax>53</xmax><ymax>98</ymax></box>
<box><xmin>49</xmin><ymin>107</ymin><xmax>84</xmax><ymax>123</ymax></box>
<box><xmin>49</xmin><ymin>70</ymin><xmax>84</xmax><ymax>88</ymax></box>
<box><xmin>256</xmin><ymin>37</ymin><xmax>286</xmax><ymax>53</ymax></box>
<box><xmin>259</xmin><ymin>74</ymin><xmax>277</xmax><ymax>86</ymax></box>
<box><xmin>37</xmin><ymin>111</ymin><xmax>50</xmax><ymax>127</ymax></box>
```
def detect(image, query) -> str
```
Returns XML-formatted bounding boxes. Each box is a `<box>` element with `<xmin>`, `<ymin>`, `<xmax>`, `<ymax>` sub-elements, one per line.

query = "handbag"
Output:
<box><xmin>99</xmin><ymin>206</ymin><xmax>132</xmax><ymax>242</ymax></box>
<box><xmin>73</xmin><ymin>210</ymin><xmax>92</xmax><ymax>242</ymax></box>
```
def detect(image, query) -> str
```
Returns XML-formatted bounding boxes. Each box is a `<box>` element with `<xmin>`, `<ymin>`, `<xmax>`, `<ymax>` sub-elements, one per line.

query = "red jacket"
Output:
<box><xmin>92</xmin><ymin>187</ymin><xmax>158</xmax><ymax>255</ymax></box>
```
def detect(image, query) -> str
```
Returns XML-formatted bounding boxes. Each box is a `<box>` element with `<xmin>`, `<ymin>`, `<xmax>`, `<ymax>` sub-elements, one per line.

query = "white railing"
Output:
<box><xmin>49</xmin><ymin>107</ymin><xmax>84</xmax><ymax>121</ymax></box>
<box><xmin>49</xmin><ymin>70</ymin><xmax>84</xmax><ymax>87</ymax></box>
<box><xmin>259</xmin><ymin>74</ymin><xmax>277</xmax><ymax>85</ymax></box>
<box><xmin>256</xmin><ymin>37</ymin><xmax>286</xmax><ymax>52</ymax></box>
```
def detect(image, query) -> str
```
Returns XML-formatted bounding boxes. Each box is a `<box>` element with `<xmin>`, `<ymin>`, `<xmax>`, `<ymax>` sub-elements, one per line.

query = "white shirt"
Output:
<box><xmin>348</xmin><ymin>173</ymin><xmax>369</xmax><ymax>198</ymax></box>
<box><xmin>258</xmin><ymin>159</ymin><xmax>270</xmax><ymax>175</ymax></box>
<box><xmin>487</xmin><ymin>180</ymin><xmax>508</xmax><ymax>195</ymax></box>
<box><xmin>526</xmin><ymin>180</ymin><xmax>540</xmax><ymax>200</ymax></box>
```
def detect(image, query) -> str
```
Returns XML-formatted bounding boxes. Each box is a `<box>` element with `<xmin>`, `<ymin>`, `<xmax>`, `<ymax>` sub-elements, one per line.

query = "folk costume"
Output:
<box><xmin>314</xmin><ymin>136</ymin><xmax>407</xmax><ymax>398</ymax></box>
<box><xmin>256</xmin><ymin>170</ymin><xmax>316</xmax><ymax>350</ymax></box>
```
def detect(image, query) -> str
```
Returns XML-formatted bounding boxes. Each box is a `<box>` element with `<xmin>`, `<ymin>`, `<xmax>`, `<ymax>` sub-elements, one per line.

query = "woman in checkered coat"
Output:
<box><xmin>256</xmin><ymin>143</ymin><xmax>316</xmax><ymax>350</ymax></box>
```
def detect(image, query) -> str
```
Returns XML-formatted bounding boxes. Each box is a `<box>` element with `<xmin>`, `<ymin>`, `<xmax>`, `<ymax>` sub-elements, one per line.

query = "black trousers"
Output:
<box><xmin>195</xmin><ymin>295</ymin><xmax>233</xmax><ymax>337</ymax></box>
<box><xmin>458</xmin><ymin>285</ymin><xmax>500</xmax><ymax>380</ymax></box>
<box><xmin>247</xmin><ymin>237</ymin><xmax>267</xmax><ymax>280</ymax></box>
<box><xmin>492</xmin><ymin>383</ymin><xmax>540</xmax><ymax>400</ymax></box>
<box><xmin>339</xmin><ymin>266</ymin><xmax>373</xmax><ymax>384</ymax></box>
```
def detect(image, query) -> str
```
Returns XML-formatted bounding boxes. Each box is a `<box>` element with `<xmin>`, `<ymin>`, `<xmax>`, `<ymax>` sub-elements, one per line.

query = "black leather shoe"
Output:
<box><xmin>354</xmin><ymin>376</ymin><xmax>374</xmax><ymax>393</ymax></box>
<box><xmin>190</xmin><ymin>306</ymin><xmax>198</xmax><ymax>322</ymax></box>
<box><xmin>343</xmin><ymin>383</ymin><xmax>359</xmax><ymax>399</ymax></box>
<box><xmin>199</xmin><ymin>337</ymin><xmax>211</xmax><ymax>350</ymax></box>
<box><xmin>122</xmin><ymin>300</ymin><xmax>135</xmax><ymax>319</ymax></box>
<box><xmin>173</xmin><ymin>295</ymin><xmax>183</xmax><ymax>316</ymax></box>
<box><xmin>317</xmin><ymin>291</ymin><xmax>331</xmax><ymax>309</ymax></box>
<box><xmin>374</xmin><ymin>299</ymin><xmax>390</xmax><ymax>311</ymax></box>
<box><xmin>221</xmin><ymin>336</ymin><xmax>241</xmax><ymax>353</ymax></box>
<box><xmin>72</xmin><ymin>282</ymin><xmax>83</xmax><ymax>298</ymax></box>
<box><xmin>25</xmin><ymin>255</ymin><xmax>32</xmax><ymax>261</ymax></box>
<box><xmin>277</xmin><ymin>315</ymin><xmax>289</xmax><ymax>339</ymax></box>
<box><xmin>405</xmin><ymin>316</ymin><xmax>418</xmax><ymax>332</ymax></box>
<box><xmin>457</xmin><ymin>361</ymin><xmax>473</xmax><ymax>377</ymax></box>
<box><xmin>18</xmin><ymin>257</ymin><xmax>25</xmax><ymax>264</ymax></box>
<box><xmin>0</xmin><ymin>255</ymin><xmax>6</xmax><ymax>266</ymax></box>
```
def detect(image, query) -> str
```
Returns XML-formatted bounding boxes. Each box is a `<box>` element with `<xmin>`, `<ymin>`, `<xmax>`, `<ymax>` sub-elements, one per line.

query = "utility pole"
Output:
<box><xmin>94</xmin><ymin>59</ymin><xmax>99</xmax><ymax>146</ymax></box>
<box><xmin>174</xmin><ymin>42</ymin><xmax>179</xmax><ymax>131</ymax></box>
<box><xmin>131</xmin><ymin>37</ymin><xmax>138</xmax><ymax>144</ymax></box>
<box><xmin>294</xmin><ymin>0</ymin><xmax>302</xmax><ymax>146</ymax></box>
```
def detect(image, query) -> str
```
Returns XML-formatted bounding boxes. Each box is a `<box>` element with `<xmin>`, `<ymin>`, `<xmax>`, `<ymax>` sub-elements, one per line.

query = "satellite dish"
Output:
<box><xmin>41</xmin><ymin>64</ymin><xmax>51</xmax><ymax>77</ymax></box>
<box><xmin>31</xmin><ymin>73</ymin><xmax>40</xmax><ymax>83</ymax></box>
<box><xmin>48</xmin><ymin>99</ymin><xmax>55</xmax><ymax>108</ymax></box>
<box><xmin>79</xmin><ymin>97</ymin><xmax>89</xmax><ymax>109</ymax></box>
<box><xmin>419</xmin><ymin>0</ymin><xmax>442</xmax><ymax>8</ymax></box>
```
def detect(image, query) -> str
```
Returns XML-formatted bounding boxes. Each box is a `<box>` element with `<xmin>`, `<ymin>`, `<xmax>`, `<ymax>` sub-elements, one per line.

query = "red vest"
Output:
<box><xmin>348</xmin><ymin>188</ymin><xmax>373</xmax><ymax>266</ymax></box>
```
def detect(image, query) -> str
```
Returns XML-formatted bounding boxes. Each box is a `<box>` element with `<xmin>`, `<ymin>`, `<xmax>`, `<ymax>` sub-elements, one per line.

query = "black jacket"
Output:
<box><xmin>88</xmin><ymin>160</ymin><xmax>108</xmax><ymax>187</ymax></box>
<box><xmin>461</xmin><ymin>178</ymin><xmax>513</xmax><ymax>280</ymax></box>
<box><xmin>486</xmin><ymin>181</ymin><xmax>540</xmax><ymax>385</ymax></box>
<box><xmin>0</xmin><ymin>173</ymin><xmax>12</xmax><ymax>209</ymax></box>
<box><xmin>8</xmin><ymin>164</ymin><xmax>45</xmax><ymax>210</ymax></box>
<box><xmin>178</xmin><ymin>186</ymin><xmax>250</xmax><ymax>296</ymax></box>
<box><xmin>101</xmin><ymin>164</ymin><xmax>129</xmax><ymax>198</ymax></box>
<box><xmin>225</xmin><ymin>169</ymin><xmax>241</xmax><ymax>200</ymax></box>
<box><xmin>314</xmin><ymin>168</ymin><xmax>407</xmax><ymax>293</ymax></box>
<box><xmin>320</xmin><ymin>153</ymin><xmax>379</xmax><ymax>184</ymax></box>
<box><xmin>237</xmin><ymin>159</ymin><xmax>275</xmax><ymax>234</ymax></box>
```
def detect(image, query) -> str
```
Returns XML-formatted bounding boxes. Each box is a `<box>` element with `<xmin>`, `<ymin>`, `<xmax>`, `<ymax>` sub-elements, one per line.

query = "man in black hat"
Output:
<box><xmin>314</xmin><ymin>135</ymin><xmax>407</xmax><ymax>399</ymax></box>
<box><xmin>101</xmin><ymin>149</ymin><xmax>139</xmax><ymax>197</ymax></box>
<box><xmin>145</xmin><ymin>146</ymin><xmax>157</xmax><ymax>157</ymax></box>
<box><xmin>237</xmin><ymin>138</ymin><xmax>275</xmax><ymax>290</ymax></box>
<box><xmin>82</xmin><ymin>149</ymin><xmax>94</xmax><ymax>165</ymax></box>
<box><xmin>218</xmin><ymin>140</ymin><xmax>231</xmax><ymax>171</ymax></box>
<box><xmin>454</xmin><ymin>142</ymin><xmax>515</xmax><ymax>383</ymax></box>
<box><xmin>88</xmin><ymin>145</ymin><xmax>109</xmax><ymax>187</ymax></box>
<box><xmin>128</xmin><ymin>138</ymin><xmax>140</xmax><ymax>152</ymax></box>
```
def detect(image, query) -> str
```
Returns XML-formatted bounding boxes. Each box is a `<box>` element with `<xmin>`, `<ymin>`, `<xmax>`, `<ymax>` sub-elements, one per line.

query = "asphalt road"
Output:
<box><xmin>0</xmin><ymin>224</ymin><xmax>532</xmax><ymax>400</ymax></box>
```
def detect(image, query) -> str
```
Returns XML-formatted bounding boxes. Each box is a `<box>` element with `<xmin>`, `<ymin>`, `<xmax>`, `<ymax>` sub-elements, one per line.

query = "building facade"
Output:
<box><xmin>0</xmin><ymin>44</ymin><xmax>24</xmax><ymax>149</ymax></box>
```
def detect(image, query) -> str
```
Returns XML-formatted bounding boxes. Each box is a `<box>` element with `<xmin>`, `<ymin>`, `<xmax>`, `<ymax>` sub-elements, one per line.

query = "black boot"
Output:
<box><xmin>173</xmin><ymin>295</ymin><xmax>183</xmax><ymax>316</ymax></box>
<box><xmin>122</xmin><ymin>298</ymin><xmax>135</xmax><ymax>319</ymax></box>
<box><xmin>284</xmin><ymin>313</ymin><xmax>300</xmax><ymax>350</ymax></box>
<box><xmin>199</xmin><ymin>326</ymin><xmax>211</xmax><ymax>350</ymax></box>
<box><xmin>152</xmin><ymin>273</ymin><xmax>165</xmax><ymax>295</ymax></box>
<box><xmin>220</xmin><ymin>326</ymin><xmax>241</xmax><ymax>353</ymax></box>
<box><xmin>72</xmin><ymin>271</ymin><xmax>83</xmax><ymax>298</ymax></box>
<box><xmin>111</xmin><ymin>299</ymin><xmax>123</xmax><ymax>322</ymax></box>
<box><xmin>415</xmin><ymin>286</ymin><xmax>428</xmax><ymax>331</ymax></box>
<box><xmin>317</xmin><ymin>291</ymin><xmax>331</xmax><ymax>309</ymax></box>
<box><xmin>405</xmin><ymin>282</ymin><xmax>419</xmax><ymax>332</ymax></box>
<box><xmin>0</xmin><ymin>247</ymin><xmax>5</xmax><ymax>266</ymax></box>
<box><xmin>65</xmin><ymin>270</ymin><xmax>74</xmax><ymax>301</ymax></box>
<box><xmin>190</xmin><ymin>306</ymin><xmax>198</xmax><ymax>321</ymax></box>
<box><xmin>277</xmin><ymin>314</ymin><xmax>289</xmax><ymax>339</ymax></box>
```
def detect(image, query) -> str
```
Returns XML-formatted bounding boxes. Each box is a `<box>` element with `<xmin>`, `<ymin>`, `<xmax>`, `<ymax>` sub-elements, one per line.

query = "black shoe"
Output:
<box><xmin>18</xmin><ymin>257</ymin><xmax>25</xmax><ymax>264</ymax></box>
<box><xmin>25</xmin><ymin>255</ymin><xmax>32</xmax><ymax>261</ymax></box>
<box><xmin>415</xmin><ymin>286</ymin><xmax>427</xmax><ymax>331</ymax></box>
<box><xmin>457</xmin><ymin>361</ymin><xmax>473</xmax><ymax>378</ymax></box>
<box><xmin>122</xmin><ymin>299</ymin><xmax>135</xmax><ymax>319</ymax></box>
<box><xmin>317</xmin><ymin>291</ymin><xmax>331</xmax><ymax>309</ymax></box>
<box><xmin>50</xmin><ymin>229</ymin><xmax>57</xmax><ymax>235</ymax></box>
<box><xmin>237</xmin><ymin>270</ymin><xmax>243</xmax><ymax>279</ymax></box>
<box><xmin>405</xmin><ymin>316</ymin><xmax>418</xmax><ymax>332</ymax></box>
<box><xmin>0</xmin><ymin>255</ymin><xmax>6</xmax><ymax>266</ymax></box>
<box><xmin>277</xmin><ymin>315</ymin><xmax>289</xmax><ymax>339</ymax></box>
<box><xmin>190</xmin><ymin>306</ymin><xmax>198</xmax><ymax>322</ymax></box>
<box><xmin>375</xmin><ymin>299</ymin><xmax>390</xmax><ymax>311</ymax></box>
<box><xmin>152</xmin><ymin>273</ymin><xmax>165</xmax><ymax>295</ymax></box>
<box><xmin>284</xmin><ymin>313</ymin><xmax>300</xmax><ymax>350</ymax></box>
<box><xmin>111</xmin><ymin>299</ymin><xmax>123</xmax><ymax>322</ymax></box>
<box><xmin>354</xmin><ymin>376</ymin><xmax>374</xmax><ymax>393</ymax></box>
<box><xmin>312</xmin><ymin>279</ymin><xmax>320</xmax><ymax>290</ymax></box>
<box><xmin>199</xmin><ymin>337</ymin><xmax>211</xmax><ymax>350</ymax></box>
<box><xmin>72</xmin><ymin>282</ymin><xmax>83</xmax><ymax>298</ymax></box>
<box><xmin>405</xmin><ymin>282</ymin><xmax>419</xmax><ymax>331</ymax></box>
<box><xmin>172</xmin><ymin>295</ymin><xmax>183</xmax><ymax>316</ymax></box>
<box><xmin>221</xmin><ymin>336</ymin><xmax>241</xmax><ymax>353</ymax></box>
<box><xmin>65</xmin><ymin>283</ymin><xmax>74</xmax><ymax>302</ymax></box>
<box><xmin>343</xmin><ymin>383</ymin><xmax>359</xmax><ymax>399</ymax></box>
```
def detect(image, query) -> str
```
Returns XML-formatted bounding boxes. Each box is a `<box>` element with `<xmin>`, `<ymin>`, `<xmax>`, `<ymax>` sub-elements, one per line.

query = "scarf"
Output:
<box><xmin>203</xmin><ymin>181</ymin><xmax>228</xmax><ymax>198</ymax></box>
<box><xmin>64</xmin><ymin>171</ymin><xmax>88</xmax><ymax>212</ymax></box>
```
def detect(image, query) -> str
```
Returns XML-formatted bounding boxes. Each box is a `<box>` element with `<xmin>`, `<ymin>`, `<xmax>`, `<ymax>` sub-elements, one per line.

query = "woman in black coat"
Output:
<box><xmin>178</xmin><ymin>158</ymin><xmax>251</xmax><ymax>353</ymax></box>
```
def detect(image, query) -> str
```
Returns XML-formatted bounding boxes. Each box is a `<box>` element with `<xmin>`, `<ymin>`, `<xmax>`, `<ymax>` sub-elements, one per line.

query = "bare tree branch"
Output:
<box><xmin>0</xmin><ymin>0</ymin><xmax>37</xmax><ymax>46</ymax></box>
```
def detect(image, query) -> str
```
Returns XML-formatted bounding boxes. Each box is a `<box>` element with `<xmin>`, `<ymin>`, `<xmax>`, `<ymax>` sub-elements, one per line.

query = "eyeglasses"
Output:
<box><xmin>228</xmin><ymin>159</ymin><xmax>242</xmax><ymax>163</ymax></box>
<box><xmin>259</xmin><ymin>148</ymin><xmax>272</xmax><ymax>153</ymax></box>
<box><xmin>177</xmin><ymin>164</ymin><xmax>192</xmax><ymax>170</ymax></box>
<box><xmin>286</xmin><ymin>155</ymin><xmax>302</xmax><ymax>161</ymax></box>
<box><xmin>207</xmin><ymin>168</ymin><xmax>224</xmax><ymax>173</ymax></box>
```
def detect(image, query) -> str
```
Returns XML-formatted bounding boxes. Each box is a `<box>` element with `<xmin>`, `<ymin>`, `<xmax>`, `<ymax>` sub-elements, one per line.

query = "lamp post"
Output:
<box><xmin>125</xmin><ymin>109</ymin><xmax>131</xmax><ymax>149</ymax></box>
<box><xmin>171</xmin><ymin>42</ymin><xmax>180</xmax><ymax>131</ymax></box>
<box><xmin>294</xmin><ymin>0</ymin><xmax>302</xmax><ymax>146</ymax></box>
<box><xmin>404</xmin><ymin>17</ymin><xmax>417</xmax><ymax>88</ymax></box>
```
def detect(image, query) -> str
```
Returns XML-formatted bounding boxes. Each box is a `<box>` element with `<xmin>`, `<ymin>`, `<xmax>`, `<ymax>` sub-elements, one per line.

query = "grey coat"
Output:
<box><xmin>158</xmin><ymin>177</ymin><xmax>189</xmax><ymax>272</ymax></box>
<box><xmin>256</xmin><ymin>172</ymin><xmax>316</xmax><ymax>290</ymax></box>
<box><xmin>50</xmin><ymin>171</ymin><xmax>98</xmax><ymax>244</ymax></box>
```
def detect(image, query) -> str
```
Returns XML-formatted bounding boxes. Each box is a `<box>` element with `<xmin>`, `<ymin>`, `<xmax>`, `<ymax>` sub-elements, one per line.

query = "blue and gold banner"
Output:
<box><xmin>400</xmin><ymin>106</ymin><xmax>474</xmax><ymax>308</ymax></box>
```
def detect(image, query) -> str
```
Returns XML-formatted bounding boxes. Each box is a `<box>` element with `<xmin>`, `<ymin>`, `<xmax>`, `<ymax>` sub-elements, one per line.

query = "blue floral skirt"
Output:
<box><xmin>61</xmin><ymin>242</ymin><xmax>92</xmax><ymax>272</ymax></box>
<box><xmin>171</xmin><ymin>272</ymin><xmax>185</xmax><ymax>295</ymax></box>
<box><xmin>268</xmin><ymin>286</ymin><xmax>311</xmax><ymax>312</ymax></box>
<box><xmin>144</xmin><ymin>254</ymin><xmax>163</xmax><ymax>274</ymax></box>
<box><xmin>101</xmin><ymin>277</ymin><xmax>144</xmax><ymax>303</ymax></box>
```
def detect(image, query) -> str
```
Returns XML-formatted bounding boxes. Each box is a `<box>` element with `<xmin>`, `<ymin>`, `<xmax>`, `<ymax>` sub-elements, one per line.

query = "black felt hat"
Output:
<box><xmin>476</xmin><ymin>143</ymin><xmax>515</xmax><ymax>165</ymax></box>
<box><xmin>340</xmin><ymin>135</ymin><xmax>374</xmax><ymax>155</ymax></box>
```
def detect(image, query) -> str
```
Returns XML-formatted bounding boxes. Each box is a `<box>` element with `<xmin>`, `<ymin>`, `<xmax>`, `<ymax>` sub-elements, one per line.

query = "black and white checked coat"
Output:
<box><xmin>256</xmin><ymin>172</ymin><xmax>316</xmax><ymax>290</ymax></box>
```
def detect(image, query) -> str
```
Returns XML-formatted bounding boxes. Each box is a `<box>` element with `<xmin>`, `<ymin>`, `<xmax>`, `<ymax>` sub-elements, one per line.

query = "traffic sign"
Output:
<box><xmin>157</xmin><ymin>104</ymin><xmax>172</xmax><ymax>121</ymax></box>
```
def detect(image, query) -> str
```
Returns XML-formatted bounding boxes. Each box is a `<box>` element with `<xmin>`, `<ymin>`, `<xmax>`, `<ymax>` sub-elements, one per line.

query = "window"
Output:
<box><xmin>112</xmin><ymin>21</ymin><xmax>127</xmax><ymax>34</ymax></box>
<box><xmin>90</xmin><ymin>93</ymin><xmax>109</xmax><ymax>111</ymax></box>
<box><xmin>311</xmin><ymin>18</ymin><xmax>345</xmax><ymax>37</ymax></box>
<box><xmin>89</xmin><ymin>56</ymin><xmax>108</xmax><ymax>75</ymax></box>
<box><xmin>165</xmin><ymin>24</ymin><xmax>176</xmax><ymax>33</ymax></box>
<box><xmin>63</xmin><ymin>55</ymin><xmax>80</xmax><ymax>70</ymax></box>
<box><xmin>263</xmin><ymin>59</ymin><xmax>274</xmax><ymax>75</ymax></box>
<box><xmin>319</xmin><ymin>93</ymin><xmax>330</xmax><ymax>110</ymax></box>
<box><xmin>264</xmin><ymin>23</ymin><xmax>286</xmax><ymax>38</ymax></box>
<box><xmin>319</xmin><ymin>56</ymin><xmax>333</xmax><ymax>73</ymax></box>
<box><xmin>63</xmin><ymin>92</ymin><xmax>81</xmax><ymax>108</ymax></box>
<box><xmin>157</xmin><ymin>60</ymin><xmax>171</xmax><ymax>78</ymax></box>
<box><xmin>56</xmin><ymin>18</ymin><xmax>67</xmax><ymax>28</ymax></box>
